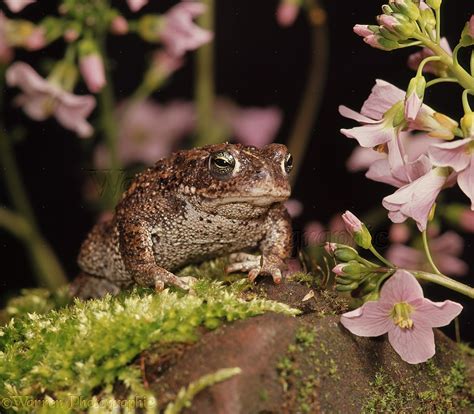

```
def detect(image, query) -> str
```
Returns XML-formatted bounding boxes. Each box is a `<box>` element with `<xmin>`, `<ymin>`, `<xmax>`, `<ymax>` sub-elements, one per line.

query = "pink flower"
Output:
<box><xmin>304</xmin><ymin>215</ymin><xmax>353</xmax><ymax>246</ymax></box>
<box><xmin>6</xmin><ymin>62</ymin><xmax>96</xmax><ymax>138</ymax></box>
<box><xmin>460</xmin><ymin>209</ymin><xmax>474</xmax><ymax>232</ymax></box>
<box><xmin>408</xmin><ymin>38</ymin><xmax>452</xmax><ymax>76</ymax></box>
<box><xmin>94</xmin><ymin>100</ymin><xmax>195</xmax><ymax>168</ymax></box>
<box><xmin>276</xmin><ymin>1</ymin><xmax>300</xmax><ymax>27</ymax></box>
<box><xmin>160</xmin><ymin>2</ymin><xmax>213</xmax><ymax>57</ymax></box>
<box><xmin>382</xmin><ymin>167</ymin><xmax>453</xmax><ymax>231</ymax></box>
<box><xmin>348</xmin><ymin>132</ymin><xmax>441</xmax><ymax>186</ymax></box>
<box><xmin>127</xmin><ymin>0</ymin><xmax>148</xmax><ymax>12</ymax></box>
<box><xmin>24</xmin><ymin>26</ymin><xmax>46</xmax><ymax>50</ymax></box>
<box><xmin>340</xmin><ymin>80</ymin><xmax>457</xmax><ymax>151</ymax></box>
<box><xmin>388</xmin><ymin>223</ymin><xmax>411</xmax><ymax>244</ymax></box>
<box><xmin>110</xmin><ymin>16</ymin><xmax>129</xmax><ymax>35</ymax></box>
<box><xmin>469</xmin><ymin>15</ymin><xmax>474</xmax><ymax>38</ymax></box>
<box><xmin>4</xmin><ymin>0</ymin><xmax>35</xmax><ymax>13</ymax></box>
<box><xmin>215</xmin><ymin>99</ymin><xmax>282</xmax><ymax>147</ymax></box>
<box><xmin>340</xmin><ymin>270</ymin><xmax>462</xmax><ymax>364</ymax></box>
<box><xmin>284</xmin><ymin>199</ymin><xmax>303</xmax><ymax>218</ymax></box>
<box><xmin>387</xmin><ymin>231</ymin><xmax>468</xmax><ymax>277</ymax></box>
<box><xmin>79</xmin><ymin>53</ymin><xmax>106</xmax><ymax>93</ymax></box>
<box><xmin>429</xmin><ymin>138</ymin><xmax>474</xmax><ymax>209</ymax></box>
<box><xmin>152</xmin><ymin>49</ymin><xmax>184</xmax><ymax>78</ymax></box>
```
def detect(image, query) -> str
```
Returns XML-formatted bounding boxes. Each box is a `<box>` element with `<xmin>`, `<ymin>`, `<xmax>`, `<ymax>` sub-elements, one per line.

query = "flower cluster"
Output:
<box><xmin>336</xmin><ymin>0</ymin><xmax>474</xmax><ymax>364</ymax></box>
<box><xmin>2</xmin><ymin>1</ymin><xmax>213</xmax><ymax>137</ymax></box>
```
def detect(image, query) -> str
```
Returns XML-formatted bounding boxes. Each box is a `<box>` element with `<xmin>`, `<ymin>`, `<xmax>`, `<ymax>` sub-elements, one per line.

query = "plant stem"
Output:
<box><xmin>414</xmin><ymin>34</ymin><xmax>474</xmax><ymax>90</ymax></box>
<box><xmin>0</xmin><ymin>68</ymin><xmax>66</xmax><ymax>288</ymax></box>
<box><xmin>369</xmin><ymin>245</ymin><xmax>395</xmax><ymax>268</ymax></box>
<box><xmin>98</xmin><ymin>40</ymin><xmax>122</xmax><ymax>209</ymax></box>
<box><xmin>426</xmin><ymin>77</ymin><xmax>458</xmax><ymax>88</ymax></box>
<box><xmin>287</xmin><ymin>0</ymin><xmax>329</xmax><ymax>185</ymax></box>
<box><xmin>412</xmin><ymin>269</ymin><xmax>474</xmax><ymax>299</ymax></box>
<box><xmin>435</xmin><ymin>7</ymin><xmax>441</xmax><ymax>44</ymax></box>
<box><xmin>195</xmin><ymin>0</ymin><xmax>216</xmax><ymax>147</ymax></box>
<box><xmin>422</xmin><ymin>230</ymin><xmax>442</xmax><ymax>275</ymax></box>
<box><xmin>462</xmin><ymin>89</ymin><xmax>473</xmax><ymax>114</ymax></box>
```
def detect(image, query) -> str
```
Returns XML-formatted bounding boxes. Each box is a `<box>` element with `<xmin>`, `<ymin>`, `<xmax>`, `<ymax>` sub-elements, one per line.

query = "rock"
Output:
<box><xmin>140</xmin><ymin>281</ymin><xmax>474</xmax><ymax>413</ymax></box>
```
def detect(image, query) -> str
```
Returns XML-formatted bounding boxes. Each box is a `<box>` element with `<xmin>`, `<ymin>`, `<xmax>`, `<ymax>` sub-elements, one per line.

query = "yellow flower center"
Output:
<box><xmin>390</xmin><ymin>302</ymin><xmax>414</xmax><ymax>329</ymax></box>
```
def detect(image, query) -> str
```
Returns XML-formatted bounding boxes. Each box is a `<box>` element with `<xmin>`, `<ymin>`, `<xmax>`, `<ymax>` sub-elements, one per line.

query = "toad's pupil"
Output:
<box><xmin>215</xmin><ymin>158</ymin><xmax>229</xmax><ymax>167</ymax></box>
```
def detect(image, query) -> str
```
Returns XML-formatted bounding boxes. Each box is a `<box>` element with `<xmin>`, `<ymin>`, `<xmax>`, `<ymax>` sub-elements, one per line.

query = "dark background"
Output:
<box><xmin>1</xmin><ymin>1</ymin><xmax>473</xmax><ymax>341</ymax></box>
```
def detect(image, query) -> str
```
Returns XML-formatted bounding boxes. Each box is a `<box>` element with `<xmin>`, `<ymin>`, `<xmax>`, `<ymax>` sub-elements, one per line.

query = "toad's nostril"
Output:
<box><xmin>256</xmin><ymin>169</ymin><xmax>269</xmax><ymax>179</ymax></box>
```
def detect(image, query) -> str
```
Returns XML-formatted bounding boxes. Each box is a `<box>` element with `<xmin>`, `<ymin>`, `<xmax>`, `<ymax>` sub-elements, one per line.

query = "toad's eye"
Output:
<box><xmin>209</xmin><ymin>151</ymin><xmax>236</xmax><ymax>178</ymax></box>
<box><xmin>283</xmin><ymin>153</ymin><xmax>293</xmax><ymax>174</ymax></box>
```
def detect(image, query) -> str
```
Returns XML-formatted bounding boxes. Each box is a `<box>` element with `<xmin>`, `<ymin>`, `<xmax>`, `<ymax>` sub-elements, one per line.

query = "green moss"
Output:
<box><xmin>0</xmin><ymin>279</ymin><xmax>298</xmax><ymax>413</ymax></box>
<box><xmin>362</xmin><ymin>360</ymin><xmax>474</xmax><ymax>413</ymax></box>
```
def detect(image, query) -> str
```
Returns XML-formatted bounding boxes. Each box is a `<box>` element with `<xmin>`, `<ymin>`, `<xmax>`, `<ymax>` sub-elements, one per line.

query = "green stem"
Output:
<box><xmin>0</xmin><ymin>207</ymin><xmax>67</xmax><ymax>288</ymax></box>
<box><xmin>97</xmin><ymin>40</ymin><xmax>122</xmax><ymax>209</ymax></box>
<box><xmin>396</xmin><ymin>40</ymin><xmax>423</xmax><ymax>49</ymax></box>
<box><xmin>422</xmin><ymin>230</ymin><xmax>442</xmax><ymax>275</ymax></box>
<box><xmin>412</xmin><ymin>270</ymin><xmax>474</xmax><ymax>299</ymax></box>
<box><xmin>0</xmin><ymin>128</ymin><xmax>36</xmax><ymax>226</ymax></box>
<box><xmin>435</xmin><ymin>7</ymin><xmax>441</xmax><ymax>44</ymax></box>
<box><xmin>471</xmin><ymin>50</ymin><xmax>474</xmax><ymax>76</ymax></box>
<box><xmin>426</xmin><ymin>77</ymin><xmax>458</xmax><ymax>88</ymax></box>
<box><xmin>287</xmin><ymin>0</ymin><xmax>329</xmax><ymax>185</ymax></box>
<box><xmin>413</xmin><ymin>34</ymin><xmax>474</xmax><ymax>90</ymax></box>
<box><xmin>369</xmin><ymin>245</ymin><xmax>395</xmax><ymax>268</ymax></box>
<box><xmin>462</xmin><ymin>89</ymin><xmax>474</xmax><ymax>114</ymax></box>
<box><xmin>416</xmin><ymin>55</ymin><xmax>440</xmax><ymax>78</ymax></box>
<box><xmin>0</xmin><ymin>67</ymin><xmax>66</xmax><ymax>288</ymax></box>
<box><xmin>194</xmin><ymin>0</ymin><xmax>216</xmax><ymax>147</ymax></box>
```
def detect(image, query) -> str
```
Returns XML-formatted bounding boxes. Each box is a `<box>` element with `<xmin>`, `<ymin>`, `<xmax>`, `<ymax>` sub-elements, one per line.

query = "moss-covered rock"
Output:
<box><xmin>0</xmin><ymin>258</ymin><xmax>473</xmax><ymax>413</ymax></box>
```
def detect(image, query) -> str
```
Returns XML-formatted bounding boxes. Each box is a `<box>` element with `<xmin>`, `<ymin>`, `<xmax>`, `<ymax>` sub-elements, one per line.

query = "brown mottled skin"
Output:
<box><xmin>71</xmin><ymin>143</ymin><xmax>293</xmax><ymax>299</ymax></box>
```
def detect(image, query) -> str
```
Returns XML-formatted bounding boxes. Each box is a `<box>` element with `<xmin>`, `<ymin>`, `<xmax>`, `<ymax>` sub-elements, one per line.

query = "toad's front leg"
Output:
<box><xmin>118</xmin><ymin>217</ymin><xmax>195</xmax><ymax>291</ymax></box>
<box><xmin>226</xmin><ymin>204</ymin><xmax>292</xmax><ymax>284</ymax></box>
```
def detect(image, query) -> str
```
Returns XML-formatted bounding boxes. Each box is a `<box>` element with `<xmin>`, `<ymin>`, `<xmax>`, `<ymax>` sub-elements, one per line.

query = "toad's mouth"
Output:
<box><xmin>206</xmin><ymin>193</ymin><xmax>290</xmax><ymax>207</ymax></box>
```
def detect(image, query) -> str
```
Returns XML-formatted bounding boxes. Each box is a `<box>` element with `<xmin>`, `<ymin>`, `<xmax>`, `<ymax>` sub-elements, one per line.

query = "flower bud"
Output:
<box><xmin>324</xmin><ymin>243</ymin><xmax>359</xmax><ymax>261</ymax></box>
<box><xmin>78</xmin><ymin>39</ymin><xmax>106</xmax><ymax>93</ymax></box>
<box><xmin>364</xmin><ymin>34</ymin><xmax>399</xmax><ymax>51</ymax></box>
<box><xmin>460</xmin><ymin>112</ymin><xmax>474</xmax><ymax>137</ymax></box>
<box><xmin>404</xmin><ymin>75</ymin><xmax>426</xmax><ymax>121</ymax></box>
<box><xmin>378</xmin><ymin>13</ymin><xmax>416</xmax><ymax>40</ymax></box>
<box><xmin>353</xmin><ymin>24</ymin><xmax>373</xmax><ymax>38</ymax></box>
<box><xmin>137</xmin><ymin>14</ymin><xmax>163</xmax><ymax>43</ymax></box>
<box><xmin>389</xmin><ymin>0</ymin><xmax>420</xmax><ymax>21</ymax></box>
<box><xmin>110</xmin><ymin>16</ymin><xmax>129</xmax><ymax>35</ymax></box>
<box><xmin>336</xmin><ymin>281</ymin><xmax>359</xmax><ymax>292</ymax></box>
<box><xmin>342</xmin><ymin>211</ymin><xmax>372</xmax><ymax>249</ymax></box>
<box><xmin>362</xmin><ymin>291</ymin><xmax>380</xmax><ymax>302</ymax></box>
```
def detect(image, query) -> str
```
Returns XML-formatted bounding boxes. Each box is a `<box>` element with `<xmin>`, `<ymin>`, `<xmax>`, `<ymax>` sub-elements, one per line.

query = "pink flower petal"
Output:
<box><xmin>4</xmin><ymin>0</ymin><xmax>35</xmax><ymax>13</ymax></box>
<box><xmin>341</xmin><ymin>119</ymin><xmax>396</xmax><ymax>148</ymax></box>
<box><xmin>276</xmin><ymin>2</ymin><xmax>299</xmax><ymax>27</ymax></box>
<box><xmin>339</xmin><ymin>105</ymin><xmax>378</xmax><ymax>124</ymax></box>
<box><xmin>378</xmin><ymin>270</ymin><xmax>424</xmax><ymax>306</ymax></box>
<box><xmin>387</xmin><ymin>324</ymin><xmax>435</xmax><ymax>364</ymax></box>
<box><xmin>382</xmin><ymin>168</ymin><xmax>447</xmax><ymax>231</ymax></box>
<box><xmin>386</xmin><ymin>244</ymin><xmax>424</xmax><ymax>270</ymax></box>
<box><xmin>458</xmin><ymin>161</ymin><xmax>474</xmax><ymax>209</ymax></box>
<box><xmin>360</xmin><ymin>79</ymin><xmax>405</xmax><ymax>120</ymax></box>
<box><xmin>346</xmin><ymin>146</ymin><xmax>386</xmax><ymax>172</ymax></box>
<box><xmin>411</xmin><ymin>298</ymin><xmax>462</xmax><ymax>328</ymax></box>
<box><xmin>127</xmin><ymin>0</ymin><xmax>148</xmax><ymax>12</ymax></box>
<box><xmin>429</xmin><ymin>138</ymin><xmax>472</xmax><ymax>172</ymax></box>
<box><xmin>340</xmin><ymin>300</ymin><xmax>392</xmax><ymax>337</ymax></box>
<box><xmin>436</xmin><ymin>254</ymin><xmax>469</xmax><ymax>277</ymax></box>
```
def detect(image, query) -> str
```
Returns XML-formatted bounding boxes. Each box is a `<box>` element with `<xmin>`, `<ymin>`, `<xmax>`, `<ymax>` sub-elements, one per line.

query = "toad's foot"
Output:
<box><xmin>226</xmin><ymin>252</ymin><xmax>285</xmax><ymax>284</ymax></box>
<box><xmin>148</xmin><ymin>268</ymin><xmax>197</xmax><ymax>292</ymax></box>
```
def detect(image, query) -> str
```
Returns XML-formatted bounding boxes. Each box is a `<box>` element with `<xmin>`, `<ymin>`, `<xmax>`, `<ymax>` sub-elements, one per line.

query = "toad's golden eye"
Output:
<box><xmin>209</xmin><ymin>151</ymin><xmax>236</xmax><ymax>178</ymax></box>
<box><xmin>283</xmin><ymin>153</ymin><xmax>293</xmax><ymax>174</ymax></box>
